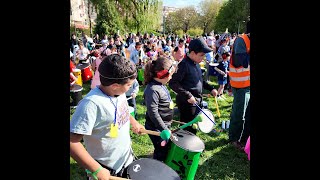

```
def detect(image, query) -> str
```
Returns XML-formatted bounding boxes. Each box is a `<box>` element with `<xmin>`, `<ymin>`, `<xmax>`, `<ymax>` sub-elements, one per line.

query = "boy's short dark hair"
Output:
<box><xmin>189</xmin><ymin>37</ymin><xmax>212</xmax><ymax>54</ymax></box>
<box><xmin>98</xmin><ymin>54</ymin><xmax>137</xmax><ymax>86</ymax></box>
<box><xmin>179</xmin><ymin>38</ymin><xmax>185</xmax><ymax>44</ymax></box>
<box><xmin>135</xmin><ymin>42</ymin><xmax>142</xmax><ymax>46</ymax></box>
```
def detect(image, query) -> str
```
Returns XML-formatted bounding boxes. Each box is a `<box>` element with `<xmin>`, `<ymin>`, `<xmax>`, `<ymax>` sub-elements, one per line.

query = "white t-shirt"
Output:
<box><xmin>70</xmin><ymin>88</ymin><xmax>133</xmax><ymax>173</ymax></box>
<box><xmin>206</xmin><ymin>36</ymin><xmax>215</xmax><ymax>47</ymax></box>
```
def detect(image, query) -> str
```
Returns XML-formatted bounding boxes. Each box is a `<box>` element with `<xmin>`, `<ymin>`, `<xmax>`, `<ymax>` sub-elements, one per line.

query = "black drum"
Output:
<box><xmin>70</xmin><ymin>84</ymin><xmax>83</xmax><ymax>108</ymax></box>
<box><xmin>127</xmin><ymin>158</ymin><xmax>181</xmax><ymax>180</ymax></box>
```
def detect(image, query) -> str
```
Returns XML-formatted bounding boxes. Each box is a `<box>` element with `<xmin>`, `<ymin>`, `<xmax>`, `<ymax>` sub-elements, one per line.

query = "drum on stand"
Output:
<box><xmin>196</xmin><ymin>109</ymin><xmax>216</xmax><ymax>133</ymax></box>
<box><xmin>70</xmin><ymin>84</ymin><xmax>83</xmax><ymax>108</ymax></box>
<box><xmin>165</xmin><ymin>130</ymin><xmax>205</xmax><ymax>180</ymax></box>
<box><xmin>127</xmin><ymin>158</ymin><xmax>180</xmax><ymax>180</ymax></box>
<box><xmin>208</xmin><ymin>63</ymin><xmax>219</xmax><ymax>76</ymax></box>
<box><xmin>72</xmin><ymin>68</ymin><xmax>83</xmax><ymax>86</ymax></box>
<box><xmin>137</xmin><ymin>66</ymin><xmax>144</xmax><ymax>85</ymax></box>
<box><xmin>76</xmin><ymin>63</ymin><xmax>93</xmax><ymax>82</ymax></box>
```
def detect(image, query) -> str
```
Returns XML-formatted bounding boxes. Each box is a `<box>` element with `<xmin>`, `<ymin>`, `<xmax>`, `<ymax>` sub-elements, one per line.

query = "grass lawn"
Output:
<box><xmin>70</xmin><ymin>76</ymin><xmax>250</xmax><ymax>180</ymax></box>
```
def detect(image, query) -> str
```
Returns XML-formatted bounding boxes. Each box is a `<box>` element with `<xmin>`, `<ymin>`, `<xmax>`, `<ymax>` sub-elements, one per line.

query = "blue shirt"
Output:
<box><xmin>217</xmin><ymin>60</ymin><xmax>229</xmax><ymax>81</ymax></box>
<box><xmin>130</xmin><ymin>49</ymin><xmax>145</xmax><ymax>64</ymax></box>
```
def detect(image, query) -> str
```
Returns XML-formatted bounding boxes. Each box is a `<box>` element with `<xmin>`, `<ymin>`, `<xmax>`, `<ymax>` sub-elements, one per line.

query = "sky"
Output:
<box><xmin>163</xmin><ymin>0</ymin><xmax>202</xmax><ymax>8</ymax></box>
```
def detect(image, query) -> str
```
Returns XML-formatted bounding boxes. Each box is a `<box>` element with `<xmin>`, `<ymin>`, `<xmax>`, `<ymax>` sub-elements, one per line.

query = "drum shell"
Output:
<box><xmin>70</xmin><ymin>84</ymin><xmax>83</xmax><ymax>107</ymax></box>
<box><xmin>77</xmin><ymin>63</ymin><xmax>93</xmax><ymax>82</ymax></box>
<box><xmin>208</xmin><ymin>63</ymin><xmax>219</xmax><ymax>76</ymax></box>
<box><xmin>138</xmin><ymin>68</ymin><xmax>144</xmax><ymax>83</ymax></box>
<box><xmin>72</xmin><ymin>68</ymin><xmax>83</xmax><ymax>86</ymax></box>
<box><xmin>165</xmin><ymin>130</ymin><xmax>204</xmax><ymax>180</ymax></box>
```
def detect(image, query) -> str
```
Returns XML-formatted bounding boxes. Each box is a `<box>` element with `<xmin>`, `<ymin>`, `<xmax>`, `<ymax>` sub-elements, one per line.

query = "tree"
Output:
<box><xmin>214</xmin><ymin>0</ymin><xmax>250</xmax><ymax>33</ymax></box>
<box><xmin>198</xmin><ymin>0</ymin><xmax>223</xmax><ymax>33</ymax></box>
<box><xmin>94</xmin><ymin>0</ymin><xmax>124</xmax><ymax>36</ymax></box>
<box><xmin>164</xmin><ymin>6</ymin><xmax>199</xmax><ymax>34</ymax></box>
<box><xmin>90</xmin><ymin>0</ymin><xmax>162</xmax><ymax>35</ymax></box>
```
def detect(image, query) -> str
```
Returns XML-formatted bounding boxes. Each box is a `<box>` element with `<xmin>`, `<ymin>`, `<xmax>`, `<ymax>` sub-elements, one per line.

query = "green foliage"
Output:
<box><xmin>165</xmin><ymin>6</ymin><xmax>200</xmax><ymax>34</ymax></box>
<box><xmin>94</xmin><ymin>0</ymin><xmax>124</xmax><ymax>36</ymax></box>
<box><xmin>147</xmin><ymin>30</ymin><xmax>161</xmax><ymax>36</ymax></box>
<box><xmin>214</xmin><ymin>0</ymin><xmax>250</xmax><ymax>33</ymax></box>
<box><xmin>198</xmin><ymin>0</ymin><xmax>223</xmax><ymax>34</ymax></box>
<box><xmin>91</xmin><ymin>0</ymin><xmax>162</xmax><ymax>35</ymax></box>
<box><xmin>70</xmin><ymin>25</ymin><xmax>91</xmax><ymax>38</ymax></box>
<box><xmin>175</xmin><ymin>29</ymin><xmax>184</xmax><ymax>37</ymax></box>
<box><xmin>187</xmin><ymin>28</ymin><xmax>204</xmax><ymax>37</ymax></box>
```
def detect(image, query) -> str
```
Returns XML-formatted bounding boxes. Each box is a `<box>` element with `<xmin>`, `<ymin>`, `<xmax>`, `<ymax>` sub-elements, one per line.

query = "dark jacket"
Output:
<box><xmin>144</xmin><ymin>80</ymin><xmax>173</xmax><ymax>131</ymax></box>
<box><xmin>169</xmin><ymin>56</ymin><xmax>215</xmax><ymax>103</ymax></box>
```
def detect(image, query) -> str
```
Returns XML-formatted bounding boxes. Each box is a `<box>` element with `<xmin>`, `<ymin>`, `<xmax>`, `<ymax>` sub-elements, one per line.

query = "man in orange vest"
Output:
<box><xmin>228</xmin><ymin>21</ymin><xmax>250</xmax><ymax>149</ymax></box>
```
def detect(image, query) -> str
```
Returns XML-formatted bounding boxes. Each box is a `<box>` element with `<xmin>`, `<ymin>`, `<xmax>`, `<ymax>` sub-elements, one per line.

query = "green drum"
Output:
<box><xmin>128</xmin><ymin>106</ymin><xmax>135</xmax><ymax>117</ymax></box>
<box><xmin>138</xmin><ymin>68</ymin><xmax>144</xmax><ymax>83</ymax></box>
<box><xmin>165</xmin><ymin>129</ymin><xmax>205</xmax><ymax>180</ymax></box>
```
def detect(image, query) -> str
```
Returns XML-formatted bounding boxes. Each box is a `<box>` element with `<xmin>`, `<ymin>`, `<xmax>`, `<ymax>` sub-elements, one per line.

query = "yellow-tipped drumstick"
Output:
<box><xmin>214</xmin><ymin>96</ymin><xmax>221</xmax><ymax>117</ymax></box>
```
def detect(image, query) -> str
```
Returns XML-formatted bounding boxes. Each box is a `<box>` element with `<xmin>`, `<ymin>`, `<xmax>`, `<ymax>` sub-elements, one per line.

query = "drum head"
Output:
<box><xmin>73</xmin><ymin>68</ymin><xmax>81</xmax><ymax>72</ymax></box>
<box><xmin>127</xmin><ymin>158</ymin><xmax>180</xmax><ymax>180</ymax></box>
<box><xmin>171</xmin><ymin>130</ymin><xmax>205</xmax><ymax>152</ymax></box>
<box><xmin>197</xmin><ymin>109</ymin><xmax>215</xmax><ymax>133</ymax></box>
<box><xmin>76</xmin><ymin>63</ymin><xmax>90</xmax><ymax>69</ymax></box>
<box><xmin>209</xmin><ymin>63</ymin><xmax>219</xmax><ymax>66</ymax></box>
<box><xmin>70</xmin><ymin>84</ymin><xmax>83</xmax><ymax>92</ymax></box>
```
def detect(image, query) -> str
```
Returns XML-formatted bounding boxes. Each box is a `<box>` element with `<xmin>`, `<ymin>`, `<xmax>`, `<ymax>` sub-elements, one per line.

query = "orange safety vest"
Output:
<box><xmin>229</xmin><ymin>34</ymin><xmax>250</xmax><ymax>88</ymax></box>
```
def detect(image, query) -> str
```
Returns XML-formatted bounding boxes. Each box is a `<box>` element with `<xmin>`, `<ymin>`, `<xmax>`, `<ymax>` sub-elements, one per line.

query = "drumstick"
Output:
<box><xmin>140</xmin><ymin>129</ymin><xmax>171</xmax><ymax>141</ymax></box>
<box><xmin>171</xmin><ymin>120</ymin><xmax>186</xmax><ymax>125</ymax></box>
<box><xmin>126</xmin><ymin>96</ymin><xmax>133</xmax><ymax>100</ymax></box>
<box><xmin>110</xmin><ymin>176</ymin><xmax>131</xmax><ymax>180</ymax></box>
<box><xmin>202</xmin><ymin>94</ymin><xmax>220</xmax><ymax>118</ymax></box>
<box><xmin>214</xmin><ymin>96</ymin><xmax>221</xmax><ymax>117</ymax></box>
<box><xmin>194</xmin><ymin>103</ymin><xmax>216</xmax><ymax>125</ymax></box>
<box><xmin>171</xmin><ymin>120</ymin><xmax>198</xmax><ymax>130</ymax></box>
<box><xmin>140</xmin><ymin>129</ymin><xmax>160</xmax><ymax>136</ymax></box>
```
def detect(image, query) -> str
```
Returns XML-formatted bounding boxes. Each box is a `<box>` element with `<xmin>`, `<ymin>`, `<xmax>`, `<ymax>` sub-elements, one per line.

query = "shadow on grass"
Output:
<box><xmin>202</xmin><ymin>136</ymin><xmax>230</xmax><ymax>151</ymax></box>
<box><xmin>196</xmin><ymin>141</ymin><xmax>250</xmax><ymax>180</ymax></box>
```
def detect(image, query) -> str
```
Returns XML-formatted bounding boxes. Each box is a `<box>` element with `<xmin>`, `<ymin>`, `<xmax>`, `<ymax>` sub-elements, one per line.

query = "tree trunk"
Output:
<box><xmin>87</xmin><ymin>0</ymin><xmax>92</xmax><ymax>37</ymax></box>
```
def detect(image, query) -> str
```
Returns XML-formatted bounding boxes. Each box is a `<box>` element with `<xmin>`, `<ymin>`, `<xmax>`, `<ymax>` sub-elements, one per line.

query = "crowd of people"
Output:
<box><xmin>70</xmin><ymin>21</ymin><xmax>250</xmax><ymax>179</ymax></box>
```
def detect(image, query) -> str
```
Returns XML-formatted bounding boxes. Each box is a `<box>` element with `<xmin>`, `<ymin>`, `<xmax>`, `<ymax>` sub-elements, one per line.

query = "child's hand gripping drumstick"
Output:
<box><xmin>140</xmin><ymin>129</ymin><xmax>171</xmax><ymax>147</ymax></box>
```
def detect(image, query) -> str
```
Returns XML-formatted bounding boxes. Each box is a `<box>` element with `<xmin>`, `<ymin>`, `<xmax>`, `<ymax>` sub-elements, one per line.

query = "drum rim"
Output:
<box><xmin>70</xmin><ymin>85</ymin><xmax>83</xmax><ymax>92</ymax></box>
<box><xmin>170</xmin><ymin>129</ymin><xmax>205</xmax><ymax>152</ymax></box>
